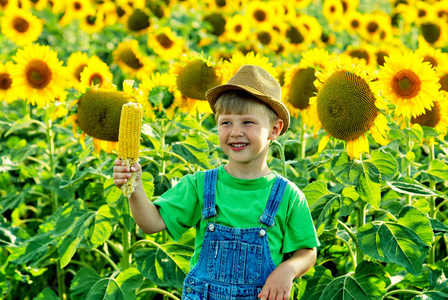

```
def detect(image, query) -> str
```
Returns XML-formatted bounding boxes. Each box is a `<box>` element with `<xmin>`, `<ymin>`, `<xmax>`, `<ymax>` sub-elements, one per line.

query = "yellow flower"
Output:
<box><xmin>245</xmin><ymin>1</ymin><xmax>275</xmax><ymax>27</ymax></box>
<box><xmin>0</xmin><ymin>8</ymin><xmax>44</xmax><ymax>47</ymax></box>
<box><xmin>66</xmin><ymin>51</ymin><xmax>90</xmax><ymax>90</ymax></box>
<box><xmin>418</xmin><ymin>20</ymin><xmax>448</xmax><ymax>48</ymax></box>
<box><xmin>378</xmin><ymin>50</ymin><xmax>440</xmax><ymax>119</ymax></box>
<box><xmin>170</xmin><ymin>54</ymin><xmax>227</xmax><ymax>114</ymax></box>
<box><xmin>113</xmin><ymin>39</ymin><xmax>156</xmax><ymax>80</ymax></box>
<box><xmin>79</xmin><ymin>9</ymin><xmax>106</xmax><ymax>34</ymax></box>
<box><xmin>0</xmin><ymin>61</ymin><xmax>19</xmax><ymax>103</ymax></box>
<box><xmin>343</xmin><ymin>10</ymin><xmax>364</xmax><ymax>35</ymax></box>
<box><xmin>79</xmin><ymin>56</ymin><xmax>114</xmax><ymax>93</ymax></box>
<box><xmin>222</xmin><ymin>14</ymin><xmax>251</xmax><ymax>43</ymax></box>
<box><xmin>11</xmin><ymin>44</ymin><xmax>67</xmax><ymax>107</ymax></box>
<box><xmin>148</xmin><ymin>27</ymin><xmax>185</xmax><ymax>61</ymax></box>
<box><xmin>322</xmin><ymin>0</ymin><xmax>344</xmax><ymax>26</ymax></box>
<box><xmin>226</xmin><ymin>51</ymin><xmax>277</xmax><ymax>80</ymax></box>
<box><xmin>0</xmin><ymin>0</ymin><xmax>18</xmax><ymax>11</ymax></box>
<box><xmin>341</xmin><ymin>42</ymin><xmax>379</xmax><ymax>74</ymax></box>
<box><xmin>296</xmin><ymin>15</ymin><xmax>322</xmax><ymax>44</ymax></box>
<box><xmin>59</xmin><ymin>0</ymin><xmax>91</xmax><ymax>27</ymax></box>
<box><xmin>68</xmin><ymin>80</ymin><xmax>142</xmax><ymax>154</ymax></box>
<box><xmin>411</xmin><ymin>91</ymin><xmax>448</xmax><ymax>140</ymax></box>
<box><xmin>139</xmin><ymin>72</ymin><xmax>182</xmax><ymax>119</ymax></box>
<box><xmin>309</xmin><ymin>58</ymin><xmax>390</xmax><ymax>159</ymax></box>
<box><xmin>415</xmin><ymin>43</ymin><xmax>448</xmax><ymax>73</ymax></box>
<box><xmin>121</xmin><ymin>7</ymin><xmax>152</xmax><ymax>35</ymax></box>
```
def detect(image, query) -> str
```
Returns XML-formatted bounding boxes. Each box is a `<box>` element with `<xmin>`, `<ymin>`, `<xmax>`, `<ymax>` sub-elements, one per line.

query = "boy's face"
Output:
<box><xmin>217</xmin><ymin>110</ymin><xmax>282</xmax><ymax>169</ymax></box>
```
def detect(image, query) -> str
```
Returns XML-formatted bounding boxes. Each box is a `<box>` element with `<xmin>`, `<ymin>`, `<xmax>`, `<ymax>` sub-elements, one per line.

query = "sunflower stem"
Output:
<box><xmin>271</xmin><ymin>140</ymin><xmax>287</xmax><ymax>178</ymax></box>
<box><xmin>428</xmin><ymin>143</ymin><xmax>436</xmax><ymax>265</ymax></box>
<box><xmin>298</xmin><ymin>113</ymin><xmax>306</xmax><ymax>160</ymax></box>
<box><xmin>355</xmin><ymin>201</ymin><xmax>367</xmax><ymax>265</ymax></box>
<box><xmin>121</xmin><ymin>222</ymin><xmax>131</xmax><ymax>269</ymax></box>
<box><xmin>45</xmin><ymin>105</ymin><xmax>65</xmax><ymax>299</ymax></box>
<box><xmin>405</xmin><ymin>117</ymin><xmax>412</xmax><ymax>206</ymax></box>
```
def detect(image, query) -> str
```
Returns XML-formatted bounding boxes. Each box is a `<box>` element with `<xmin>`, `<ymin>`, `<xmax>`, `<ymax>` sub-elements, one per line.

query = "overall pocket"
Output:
<box><xmin>207</xmin><ymin>240</ymin><xmax>263</xmax><ymax>284</ymax></box>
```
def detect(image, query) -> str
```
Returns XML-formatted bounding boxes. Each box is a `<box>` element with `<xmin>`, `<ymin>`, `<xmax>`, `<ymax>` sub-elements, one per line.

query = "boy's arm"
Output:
<box><xmin>258</xmin><ymin>247</ymin><xmax>317</xmax><ymax>300</ymax></box>
<box><xmin>114</xmin><ymin>159</ymin><xmax>167</xmax><ymax>234</ymax></box>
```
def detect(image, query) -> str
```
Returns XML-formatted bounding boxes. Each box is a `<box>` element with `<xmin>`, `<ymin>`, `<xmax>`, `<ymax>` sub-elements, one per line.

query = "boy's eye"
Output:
<box><xmin>221</xmin><ymin>121</ymin><xmax>231</xmax><ymax>125</ymax></box>
<box><xmin>244</xmin><ymin>121</ymin><xmax>254</xmax><ymax>124</ymax></box>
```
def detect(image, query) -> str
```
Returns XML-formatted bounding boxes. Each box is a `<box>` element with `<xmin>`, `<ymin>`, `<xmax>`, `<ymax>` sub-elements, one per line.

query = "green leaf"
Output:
<box><xmin>71</xmin><ymin>267</ymin><xmax>141</xmax><ymax>300</ymax></box>
<box><xmin>135</xmin><ymin>243</ymin><xmax>193</xmax><ymax>289</ymax></box>
<box><xmin>430</xmin><ymin>218</ymin><xmax>448</xmax><ymax>236</ymax></box>
<box><xmin>356</xmin><ymin>173</ymin><xmax>381</xmax><ymax>208</ymax></box>
<box><xmin>369</xmin><ymin>150</ymin><xmax>398</xmax><ymax>181</ymax></box>
<box><xmin>32</xmin><ymin>287</ymin><xmax>59</xmax><ymax>300</ymax></box>
<box><xmin>301</xmin><ymin>262</ymin><xmax>389</xmax><ymax>300</ymax></box>
<box><xmin>425</xmin><ymin>269</ymin><xmax>448</xmax><ymax>298</ymax></box>
<box><xmin>174</xmin><ymin>114</ymin><xmax>209</xmax><ymax>133</ymax></box>
<box><xmin>303</xmin><ymin>181</ymin><xmax>340</xmax><ymax>236</ymax></box>
<box><xmin>70</xmin><ymin>267</ymin><xmax>102</xmax><ymax>300</ymax></box>
<box><xmin>357</xmin><ymin>206</ymin><xmax>433</xmax><ymax>276</ymax></box>
<box><xmin>426</xmin><ymin>159</ymin><xmax>448</xmax><ymax>182</ymax></box>
<box><xmin>115</xmin><ymin>268</ymin><xmax>143</xmax><ymax>300</ymax></box>
<box><xmin>386</xmin><ymin>181</ymin><xmax>442</xmax><ymax>197</ymax></box>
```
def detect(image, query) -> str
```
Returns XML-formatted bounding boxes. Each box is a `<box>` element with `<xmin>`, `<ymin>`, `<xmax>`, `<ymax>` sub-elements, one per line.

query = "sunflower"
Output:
<box><xmin>245</xmin><ymin>1</ymin><xmax>275</xmax><ymax>28</ymax></box>
<box><xmin>309</xmin><ymin>58</ymin><xmax>390</xmax><ymax>159</ymax></box>
<box><xmin>203</xmin><ymin>12</ymin><xmax>227</xmax><ymax>38</ymax></box>
<box><xmin>0</xmin><ymin>8</ymin><xmax>44</xmax><ymax>47</ymax></box>
<box><xmin>0</xmin><ymin>61</ymin><xmax>19</xmax><ymax>103</ymax></box>
<box><xmin>271</xmin><ymin>2</ymin><xmax>297</xmax><ymax>21</ymax></box>
<box><xmin>170</xmin><ymin>54</ymin><xmax>227</xmax><ymax>114</ymax></box>
<box><xmin>322</xmin><ymin>0</ymin><xmax>344</xmax><ymax>28</ymax></box>
<box><xmin>204</xmin><ymin>0</ymin><xmax>240</xmax><ymax>14</ymax></box>
<box><xmin>296</xmin><ymin>14</ymin><xmax>322</xmax><ymax>44</ymax></box>
<box><xmin>113</xmin><ymin>39</ymin><xmax>156</xmax><ymax>80</ymax></box>
<box><xmin>11</xmin><ymin>43</ymin><xmax>67</xmax><ymax>107</ymax></box>
<box><xmin>343</xmin><ymin>10</ymin><xmax>364</xmax><ymax>35</ymax></box>
<box><xmin>67</xmin><ymin>80</ymin><xmax>142</xmax><ymax>154</ymax></box>
<box><xmin>434</xmin><ymin>1</ymin><xmax>448</xmax><ymax>22</ymax></box>
<box><xmin>418</xmin><ymin>20</ymin><xmax>448</xmax><ymax>48</ymax></box>
<box><xmin>0</xmin><ymin>0</ymin><xmax>18</xmax><ymax>11</ymax></box>
<box><xmin>222</xmin><ymin>14</ymin><xmax>251</xmax><ymax>43</ymax></box>
<box><xmin>415</xmin><ymin>43</ymin><xmax>448</xmax><ymax>72</ymax></box>
<box><xmin>225</xmin><ymin>51</ymin><xmax>277</xmax><ymax>80</ymax></box>
<box><xmin>299</xmin><ymin>48</ymin><xmax>333</xmax><ymax>72</ymax></box>
<box><xmin>341</xmin><ymin>0</ymin><xmax>359</xmax><ymax>14</ymax></box>
<box><xmin>139</xmin><ymin>72</ymin><xmax>182</xmax><ymax>119</ymax></box>
<box><xmin>378</xmin><ymin>50</ymin><xmax>440</xmax><ymax>119</ymax></box>
<box><xmin>97</xmin><ymin>1</ymin><xmax>119</xmax><ymax>26</ymax></box>
<box><xmin>414</xmin><ymin>0</ymin><xmax>436</xmax><ymax>25</ymax></box>
<box><xmin>252</xmin><ymin>23</ymin><xmax>282</xmax><ymax>53</ymax></box>
<box><xmin>79</xmin><ymin>9</ymin><xmax>106</xmax><ymax>34</ymax></box>
<box><xmin>59</xmin><ymin>0</ymin><xmax>91</xmax><ymax>27</ymax></box>
<box><xmin>283</xmin><ymin>21</ymin><xmax>310</xmax><ymax>53</ymax></box>
<box><xmin>66</xmin><ymin>51</ymin><xmax>90</xmax><ymax>90</ymax></box>
<box><xmin>341</xmin><ymin>42</ymin><xmax>378</xmax><ymax>73</ymax></box>
<box><xmin>290</xmin><ymin>0</ymin><xmax>311</xmax><ymax>10</ymax></box>
<box><xmin>410</xmin><ymin>91</ymin><xmax>448</xmax><ymax>143</ymax></box>
<box><xmin>148</xmin><ymin>27</ymin><xmax>185</xmax><ymax>61</ymax></box>
<box><xmin>360</xmin><ymin>12</ymin><xmax>390</xmax><ymax>42</ymax></box>
<box><xmin>122</xmin><ymin>7</ymin><xmax>152</xmax><ymax>35</ymax></box>
<box><xmin>29</xmin><ymin>0</ymin><xmax>49</xmax><ymax>11</ymax></box>
<box><xmin>79</xmin><ymin>56</ymin><xmax>114</xmax><ymax>93</ymax></box>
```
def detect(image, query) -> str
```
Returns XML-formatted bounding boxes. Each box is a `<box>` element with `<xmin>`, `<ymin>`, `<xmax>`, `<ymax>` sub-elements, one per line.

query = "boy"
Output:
<box><xmin>113</xmin><ymin>65</ymin><xmax>319</xmax><ymax>300</ymax></box>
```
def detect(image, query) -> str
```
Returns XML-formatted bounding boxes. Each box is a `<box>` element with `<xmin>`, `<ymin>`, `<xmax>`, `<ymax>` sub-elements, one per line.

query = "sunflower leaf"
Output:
<box><xmin>425</xmin><ymin>159</ymin><xmax>448</xmax><ymax>182</ymax></box>
<box><xmin>357</xmin><ymin>206</ymin><xmax>433</xmax><ymax>276</ymax></box>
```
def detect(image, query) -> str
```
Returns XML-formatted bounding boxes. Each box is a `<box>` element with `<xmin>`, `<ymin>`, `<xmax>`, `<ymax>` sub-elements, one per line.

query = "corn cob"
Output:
<box><xmin>118</xmin><ymin>102</ymin><xmax>143</xmax><ymax>197</ymax></box>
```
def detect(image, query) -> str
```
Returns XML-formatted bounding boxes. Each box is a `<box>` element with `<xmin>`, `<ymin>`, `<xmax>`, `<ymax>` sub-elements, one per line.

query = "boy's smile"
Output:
<box><xmin>218</xmin><ymin>111</ymin><xmax>282</xmax><ymax>178</ymax></box>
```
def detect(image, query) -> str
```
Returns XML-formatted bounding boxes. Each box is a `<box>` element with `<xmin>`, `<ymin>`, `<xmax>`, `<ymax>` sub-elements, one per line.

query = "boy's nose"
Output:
<box><xmin>230</xmin><ymin>126</ymin><xmax>243</xmax><ymax>137</ymax></box>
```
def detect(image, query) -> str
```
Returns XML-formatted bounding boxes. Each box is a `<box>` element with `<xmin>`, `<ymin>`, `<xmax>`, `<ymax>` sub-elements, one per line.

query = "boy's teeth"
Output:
<box><xmin>232</xmin><ymin>143</ymin><xmax>246</xmax><ymax>147</ymax></box>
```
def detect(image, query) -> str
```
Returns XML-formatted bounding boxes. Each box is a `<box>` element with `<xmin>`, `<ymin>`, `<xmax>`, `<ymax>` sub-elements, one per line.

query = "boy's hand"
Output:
<box><xmin>113</xmin><ymin>159</ymin><xmax>141</xmax><ymax>187</ymax></box>
<box><xmin>258</xmin><ymin>263</ymin><xmax>294</xmax><ymax>300</ymax></box>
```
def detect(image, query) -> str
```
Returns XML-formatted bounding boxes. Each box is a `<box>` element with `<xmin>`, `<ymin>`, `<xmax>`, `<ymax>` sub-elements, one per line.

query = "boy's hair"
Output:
<box><xmin>214</xmin><ymin>90</ymin><xmax>279</xmax><ymax>125</ymax></box>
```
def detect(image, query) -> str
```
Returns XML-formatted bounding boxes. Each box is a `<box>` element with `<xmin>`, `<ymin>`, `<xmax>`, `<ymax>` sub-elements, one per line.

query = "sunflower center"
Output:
<box><xmin>203</xmin><ymin>13</ymin><xmax>226</xmax><ymax>36</ymax></box>
<box><xmin>253</xmin><ymin>9</ymin><xmax>266</xmax><ymax>22</ymax></box>
<box><xmin>0</xmin><ymin>0</ymin><xmax>8</xmax><ymax>8</ymax></box>
<box><xmin>257</xmin><ymin>31</ymin><xmax>271</xmax><ymax>45</ymax></box>
<box><xmin>439</xmin><ymin>74</ymin><xmax>448</xmax><ymax>92</ymax></box>
<box><xmin>330</xmin><ymin>5</ymin><xmax>336</xmax><ymax>13</ymax></box>
<box><xmin>74</xmin><ymin>1</ymin><xmax>82</xmax><ymax>10</ymax></box>
<box><xmin>176</xmin><ymin>60</ymin><xmax>221</xmax><ymax>100</ymax></box>
<box><xmin>234</xmin><ymin>24</ymin><xmax>242</xmax><ymax>33</ymax></box>
<box><xmin>13</xmin><ymin>16</ymin><xmax>30</xmax><ymax>33</ymax></box>
<box><xmin>411</xmin><ymin>101</ymin><xmax>440</xmax><ymax>127</ymax></box>
<box><xmin>316</xmin><ymin>70</ymin><xmax>378</xmax><ymax>141</ymax></box>
<box><xmin>90</xmin><ymin>73</ymin><xmax>104</xmax><ymax>86</ymax></box>
<box><xmin>351</xmin><ymin>19</ymin><xmax>360</xmax><ymax>28</ymax></box>
<box><xmin>423</xmin><ymin>56</ymin><xmax>437</xmax><ymax>68</ymax></box>
<box><xmin>0</xmin><ymin>73</ymin><xmax>12</xmax><ymax>90</ymax></box>
<box><xmin>288</xmin><ymin>68</ymin><xmax>317</xmax><ymax>110</ymax></box>
<box><xmin>376</xmin><ymin>51</ymin><xmax>388</xmax><ymax>66</ymax></box>
<box><xmin>418</xmin><ymin>9</ymin><xmax>426</xmax><ymax>18</ymax></box>
<box><xmin>26</xmin><ymin>60</ymin><xmax>52</xmax><ymax>89</ymax></box>
<box><xmin>349</xmin><ymin>49</ymin><xmax>370</xmax><ymax>64</ymax></box>
<box><xmin>367</xmin><ymin>21</ymin><xmax>379</xmax><ymax>34</ymax></box>
<box><xmin>75</xmin><ymin>63</ymin><xmax>87</xmax><ymax>81</ymax></box>
<box><xmin>156</xmin><ymin>33</ymin><xmax>174</xmax><ymax>49</ymax></box>
<box><xmin>77</xmin><ymin>89</ymin><xmax>131</xmax><ymax>141</ymax></box>
<box><xmin>86</xmin><ymin>14</ymin><xmax>96</xmax><ymax>25</ymax></box>
<box><xmin>287</xmin><ymin>26</ymin><xmax>304</xmax><ymax>44</ymax></box>
<box><xmin>216</xmin><ymin>0</ymin><xmax>226</xmax><ymax>7</ymax></box>
<box><xmin>128</xmin><ymin>9</ymin><xmax>150</xmax><ymax>32</ymax></box>
<box><xmin>119</xmin><ymin>48</ymin><xmax>143</xmax><ymax>70</ymax></box>
<box><xmin>392</xmin><ymin>69</ymin><xmax>421</xmax><ymax>99</ymax></box>
<box><xmin>421</xmin><ymin>23</ymin><xmax>441</xmax><ymax>44</ymax></box>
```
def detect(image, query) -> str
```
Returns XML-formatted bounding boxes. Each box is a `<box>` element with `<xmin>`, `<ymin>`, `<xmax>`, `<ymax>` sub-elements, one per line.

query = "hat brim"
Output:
<box><xmin>206</xmin><ymin>84</ymin><xmax>290</xmax><ymax>135</ymax></box>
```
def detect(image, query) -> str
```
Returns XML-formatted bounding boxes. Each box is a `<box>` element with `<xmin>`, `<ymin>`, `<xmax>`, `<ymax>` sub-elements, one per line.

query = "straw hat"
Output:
<box><xmin>205</xmin><ymin>64</ymin><xmax>290</xmax><ymax>135</ymax></box>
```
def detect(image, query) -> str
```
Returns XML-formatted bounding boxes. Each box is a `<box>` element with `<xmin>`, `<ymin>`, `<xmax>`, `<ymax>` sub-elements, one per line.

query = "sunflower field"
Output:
<box><xmin>2</xmin><ymin>0</ymin><xmax>448</xmax><ymax>299</ymax></box>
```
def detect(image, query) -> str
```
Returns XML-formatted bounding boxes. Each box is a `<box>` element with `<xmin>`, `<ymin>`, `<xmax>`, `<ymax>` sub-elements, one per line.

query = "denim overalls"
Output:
<box><xmin>182</xmin><ymin>168</ymin><xmax>288</xmax><ymax>300</ymax></box>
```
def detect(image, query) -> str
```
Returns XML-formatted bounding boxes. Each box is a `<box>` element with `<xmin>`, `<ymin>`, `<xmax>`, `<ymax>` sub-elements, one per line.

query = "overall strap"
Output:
<box><xmin>259</xmin><ymin>176</ymin><xmax>288</xmax><ymax>227</ymax></box>
<box><xmin>202</xmin><ymin>168</ymin><xmax>219</xmax><ymax>219</ymax></box>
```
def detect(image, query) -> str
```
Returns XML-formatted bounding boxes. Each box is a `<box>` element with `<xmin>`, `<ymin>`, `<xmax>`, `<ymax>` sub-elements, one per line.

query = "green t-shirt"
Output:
<box><xmin>154</xmin><ymin>165</ymin><xmax>319</xmax><ymax>269</ymax></box>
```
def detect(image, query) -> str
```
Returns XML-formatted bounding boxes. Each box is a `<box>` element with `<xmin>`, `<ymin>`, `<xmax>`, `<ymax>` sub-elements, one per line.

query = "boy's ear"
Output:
<box><xmin>269</xmin><ymin>119</ymin><xmax>284</xmax><ymax>140</ymax></box>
